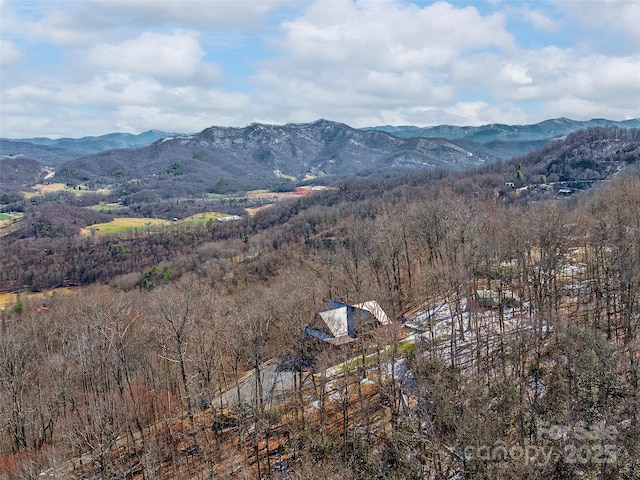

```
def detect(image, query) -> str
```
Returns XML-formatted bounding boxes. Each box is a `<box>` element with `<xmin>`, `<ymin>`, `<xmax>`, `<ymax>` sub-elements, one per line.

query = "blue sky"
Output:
<box><xmin>1</xmin><ymin>0</ymin><xmax>639</xmax><ymax>138</ymax></box>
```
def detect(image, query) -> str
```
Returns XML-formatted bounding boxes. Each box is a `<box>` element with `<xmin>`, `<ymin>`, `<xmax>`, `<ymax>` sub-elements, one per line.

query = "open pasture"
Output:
<box><xmin>86</xmin><ymin>212</ymin><xmax>232</xmax><ymax>235</ymax></box>
<box><xmin>86</xmin><ymin>217</ymin><xmax>166</xmax><ymax>235</ymax></box>
<box><xmin>24</xmin><ymin>183</ymin><xmax>110</xmax><ymax>198</ymax></box>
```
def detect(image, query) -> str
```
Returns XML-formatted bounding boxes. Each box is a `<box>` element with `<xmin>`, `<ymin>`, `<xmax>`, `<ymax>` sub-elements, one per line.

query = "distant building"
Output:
<box><xmin>305</xmin><ymin>299</ymin><xmax>391</xmax><ymax>345</ymax></box>
<box><xmin>475</xmin><ymin>289</ymin><xmax>499</xmax><ymax>309</ymax></box>
<box><xmin>217</xmin><ymin>215</ymin><xmax>242</xmax><ymax>222</ymax></box>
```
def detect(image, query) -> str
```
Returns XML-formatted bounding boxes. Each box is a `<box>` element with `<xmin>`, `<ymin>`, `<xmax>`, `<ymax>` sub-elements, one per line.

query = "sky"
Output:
<box><xmin>1</xmin><ymin>0</ymin><xmax>639</xmax><ymax>139</ymax></box>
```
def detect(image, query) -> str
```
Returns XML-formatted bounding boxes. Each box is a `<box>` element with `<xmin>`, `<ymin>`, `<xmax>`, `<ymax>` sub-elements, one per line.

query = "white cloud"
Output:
<box><xmin>0</xmin><ymin>40</ymin><xmax>23</xmax><ymax>66</ymax></box>
<box><xmin>96</xmin><ymin>0</ymin><xmax>292</xmax><ymax>29</ymax></box>
<box><xmin>113</xmin><ymin>101</ymin><xmax>252</xmax><ymax>133</ymax></box>
<box><xmin>512</xmin><ymin>49</ymin><xmax>640</xmax><ymax>104</ymax></box>
<box><xmin>277</xmin><ymin>0</ymin><xmax>513</xmax><ymax>70</ymax></box>
<box><xmin>515</xmin><ymin>7</ymin><xmax>562</xmax><ymax>33</ymax></box>
<box><xmin>1</xmin><ymin>0</ymin><xmax>638</xmax><ymax>137</ymax></box>
<box><xmin>22</xmin><ymin>0</ymin><xmax>291</xmax><ymax>48</ymax></box>
<box><xmin>441</xmin><ymin>101</ymin><xmax>529</xmax><ymax>126</ymax></box>
<box><xmin>253</xmin><ymin>0</ymin><xmax>515</xmax><ymax>126</ymax></box>
<box><xmin>87</xmin><ymin>30</ymin><xmax>221</xmax><ymax>85</ymax></box>
<box><xmin>449</xmin><ymin>44</ymin><xmax>640</xmax><ymax>112</ymax></box>
<box><xmin>500</xmin><ymin>63</ymin><xmax>533</xmax><ymax>85</ymax></box>
<box><xmin>1</xmin><ymin>67</ymin><xmax>254</xmax><ymax>137</ymax></box>
<box><xmin>553</xmin><ymin>0</ymin><xmax>640</xmax><ymax>45</ymax></box>
<box><xmin>327</xmin><ymin>101</ymin><xmax>530</xmax><ymax>128</ymax></box>
<box><xmin>28</xmin><ymin>9</ymin><xmax>115</xmax><ymax>47</ymax></box>
<box><xmin>540</xmin><ymin>96</ymin><xmax>640</xmax><ymax>122</ymax></box>
<box><xmin>5</xmin><ymin>74</ymin><xmax>157</xmax><ymax>107</ymax></box>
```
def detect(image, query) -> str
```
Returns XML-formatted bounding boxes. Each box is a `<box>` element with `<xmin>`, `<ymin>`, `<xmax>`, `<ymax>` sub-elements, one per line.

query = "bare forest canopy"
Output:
<box><xmin>1</xmin><ymin>126</ymin><xmax>639</xmax><ymax>294</ymax></box>
<box><xmin>0</xmin><ymin>125</ymin><xmax>640</xmax><ymax>478</ymax></box>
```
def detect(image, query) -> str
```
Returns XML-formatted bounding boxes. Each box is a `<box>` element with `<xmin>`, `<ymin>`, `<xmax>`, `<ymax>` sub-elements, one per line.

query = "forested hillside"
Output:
<box><xmin>367</xmin><ymin>117</ymin><xmax>640</xmax><ymax>159</ymax></box>
<box><xmin>49</xmin><ymin>120</ymin><xmax>503</xmax><ymax>199</ymax></box>
<box><xmin>1</xmin><ymin>127</ymin><xmax>638</xmax><ymax>293</ymax></box>
<box><xmin>0</xmin><ymin>127</ymin><xmax>639</xmax><ymax>479</ymax></box>
<box><xmin>0</xmin><ymin>157</ymin><xmax>47</xmax><ymax>189</ymax></box>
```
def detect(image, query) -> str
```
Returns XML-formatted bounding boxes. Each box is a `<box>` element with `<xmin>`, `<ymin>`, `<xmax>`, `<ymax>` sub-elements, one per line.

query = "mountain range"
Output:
<box><xmin>365</xmin><ymin>117</ymin><xmax>640</xmax><ymax>142</ymax></box>
<box><xmin>51</xmin><ymin>119</ymin><xmax>504</xmax><ymax>194</ymax></box>
<box><xmin>366</xmin><ymin>117</ymin><xmax>640</xmax><ymax>159</ymax></box>
<box><xmin>0</xmin><ymin>130</ymin><xmax>181</xmax><ymax>166</ymax></box>
<box><xmin>1</xmin><ymin>118</ymin><xmax>639</xmax><ymax>196</ymax></box>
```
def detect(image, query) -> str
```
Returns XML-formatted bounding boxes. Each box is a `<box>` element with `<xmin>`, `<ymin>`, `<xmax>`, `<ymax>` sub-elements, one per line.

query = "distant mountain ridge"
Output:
<box><xmin>3</xmin><ymin>118</ymin><xmax>640</xmax><ymax>198</ymax></box>
<box><xmin>0</xmin><ymin>130</ymin><xmax>180</xmax><ymax>166</ymax></box>
<box><xmin>16</xmin><ymin>129</ymin><xmax>180</xmax><ymax>152</ymax></box>
<box><xmin>364</xmin><ymin>117</ymin><xmax>640</xmax><ymax>142</ymax></box>
<box><xmin>52</xmin><ymin>119</ymin><xmax>500</xmax><ymax>197</ymax></box>
<box><xmin>2</xmin><ymin>118</ymin><xmax>638</xmax><ymax>168</ymax></box>
<box><xmin>365</xmin><ymin>118</ymin><xmax>640</xmax><ymax>159</ymax></box>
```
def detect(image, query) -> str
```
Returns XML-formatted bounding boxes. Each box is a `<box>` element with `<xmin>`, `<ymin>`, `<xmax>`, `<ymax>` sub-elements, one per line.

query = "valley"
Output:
<box><xmin>0</xmin><ymin>122</ymin><xmax>639</xmax><ymax>479</ymax></box>
<box><xmin>3</xmin><ymin>0</ymin><xmax>639</xmax><ymax>476</ymax></box>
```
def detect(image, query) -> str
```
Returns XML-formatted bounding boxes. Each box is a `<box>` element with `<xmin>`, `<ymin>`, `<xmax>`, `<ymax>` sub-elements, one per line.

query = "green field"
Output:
<box><xmin>89</xmin><ymin>203</ymin><xmax>124</xmax><ymax>212</ymax></box>
<box><xmin>0</xmin><ymin>212</ymin><xmax>23</xmax><ymax>222</ymax></box>
<box><xmin>86</xmin><ymin>212</ymin><xmax>230</xmax><ymax>235</ymax></box>
<box><xmin>0</xmin><ymin>212</ymin><xmax>24</xmax><ymax>238</ymax></box>
<box><xmin>179</xmin><ymin>212</ymin><xmax>225</xmax><ymax>224</ymax></box>
<box><xmin>87</xmin><ymin>217</ymin><xmax>166</xmax><ymax>235</ymax></box>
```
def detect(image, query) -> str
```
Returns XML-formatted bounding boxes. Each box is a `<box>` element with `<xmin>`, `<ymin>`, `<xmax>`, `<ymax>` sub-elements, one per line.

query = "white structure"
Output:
<box><xmin>306</xmin><ymin>300</ymin><xmax>391</xmax><ymax>345</ymax></box>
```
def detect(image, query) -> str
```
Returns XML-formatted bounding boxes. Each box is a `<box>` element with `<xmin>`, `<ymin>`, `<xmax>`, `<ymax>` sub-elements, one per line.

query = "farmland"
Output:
<box><xmin>23</xmin><ymin>183</ymin><xmax>111</xmax><ymax>198</ymax></box>
<box><xmin>85</xmin><ymin>212</ymin><xmax>234</xmax><ymax>235</ymax></box>
<box><xmin>85</xmin><ymin>217</ymin><xmax>166</xmax><ymax>234</ymax></box>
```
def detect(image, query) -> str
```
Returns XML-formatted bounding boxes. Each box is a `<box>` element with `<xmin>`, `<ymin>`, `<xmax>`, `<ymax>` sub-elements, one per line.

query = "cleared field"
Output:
<box><xmin>89</xmin><ymin>203</ymin><xmax>124</xmax><ymax>212</ymax></box>
<box><xmin>87</xmin><ymin>217</ymin><xmax>166</xmax><ymax>235</ymax></box>
<box><xmin>24</xmin><ymin>183</ymin><xmax>111</xmax><ymax>198</ymax></box>
<box><xmin>274</xmin><ymin>170</ymin><xmax>296</xmax><ymax>181</ymax></box>
<box><xmin>247</xmin><ymin>189</ymin><xmax>270</xmax><ymax>195</ymax></box>
<box><xmin>0</xmin><ymin>212</ymin><xmax>24</xmax><ymax>237</ymax></box>
<box><xmin>86</xmin><ymin>212</ymin><xmax>231</xmax><ymax>235</ymax></box>
<box><xmin>0</xmin><ymin>293</ymin><xmax>16</xmax><ymax>309</ymax></box>
<box><xmin>246</xmin><ymin>204</ymin><xmax>275</xmax><ymax>217</ymax></box>
<box><xmin>178</xmin><ymin>212</ymin><xmax>226</xmax><ymax>224</ymax></box>
<box><xmin>247</xmin><ymin>186</ymin><xmax>331</xmax><ymax>200</ymax></box>
<box><xmin>247</xmin><ymin>187</ymin><xmax>313</xmax><ymax>199</ymax></box>
<box><xmin>34</xmin><ymin>182</ymin><xmax>67</xmax><ymax>193</ymax></box>
<box><xmin>0</xmin><ymin>287</ymin><xmax>76</xmax><ymax>310</ymax></box>
<box><xmin>0</xmin><ymin>212</ymin><xmax>23</xmax><ymax>223</ymax></box>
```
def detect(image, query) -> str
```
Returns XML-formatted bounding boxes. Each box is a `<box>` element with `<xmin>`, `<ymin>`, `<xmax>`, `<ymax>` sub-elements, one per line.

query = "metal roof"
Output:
<box><xmin>309</xmin><ymin>300</ymin><xmax>391</xmax><ymax>344</ymax></box>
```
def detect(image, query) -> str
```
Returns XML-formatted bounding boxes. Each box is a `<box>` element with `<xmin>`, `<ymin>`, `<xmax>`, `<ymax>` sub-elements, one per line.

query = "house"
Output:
<box><xmin>217</xmin><ymin>215</ymin><xmax>242</xmax><ymax>222</ymax></box>
<box><xmin>475</xmin><ymin>289</ymin><xmax>499</xmax><ymax>308</ymax></box>
<box><xmin>305</xmin><ymin>299</ymin><xmax>391</xmax><ymax>345</ymax></box>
